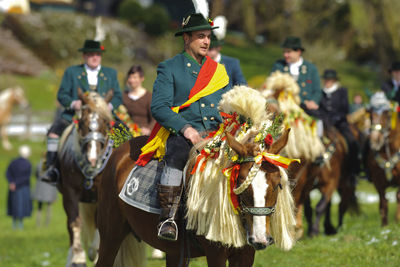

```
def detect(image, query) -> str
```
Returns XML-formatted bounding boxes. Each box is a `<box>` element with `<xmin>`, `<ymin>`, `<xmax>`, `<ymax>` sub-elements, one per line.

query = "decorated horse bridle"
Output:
<box><xmin>73</xmin><ymin>106</ymin><xmax>114</xmax><ymax>189</ymax></box>
<box><xmin>228</xmin><ymin>153</ymin><xmax>299</xmax><ymax>216</ymax></box>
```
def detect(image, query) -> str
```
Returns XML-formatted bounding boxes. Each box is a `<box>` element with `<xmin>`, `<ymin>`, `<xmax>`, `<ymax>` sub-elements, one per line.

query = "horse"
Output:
<box><xmin>0</xmin><ymin>86</ymin><xmax>29</xmax><ymax>150</ymax></box>
<box><xmin>57</xmin><ymin>89</ymin><xmax>116</xmax><ymax>266</ymax></box>
<box><xmin>261</xmin><ymin>71</ymin><xmax>358</xmax><ymax>238</ymax></box>
<box><xmin>95</xmin><ymin>86</ymin><xmax>296</xmax><ymax>266</ymax></box>
<box><xmin>365</xmin><ymin>91</ymin><xmax>400</xmax><ymax>226</ymax></box>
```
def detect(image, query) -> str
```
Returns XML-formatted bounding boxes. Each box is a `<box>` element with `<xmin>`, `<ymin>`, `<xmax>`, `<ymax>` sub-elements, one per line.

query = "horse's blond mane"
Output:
<box><xmin>186</xmin><ymin>86</ymin><xmax>295</xmax><ymax>249</ymax></box>
<box><xmin>261</xmin><ymin>72</ymin><xmax>324</xmax><ymax>161</ymax></box>
<box><xmin>84</xmin><ymin>92</ymin><xmax>112</xmax><ymax>121</ymax></box>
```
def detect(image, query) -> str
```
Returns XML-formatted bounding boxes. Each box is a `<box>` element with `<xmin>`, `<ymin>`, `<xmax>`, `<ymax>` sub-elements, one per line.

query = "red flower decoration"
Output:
<box><xmin>397</xmin><ymin>106</ymin><xmax>400</xmax><ymax>113</ymax></box>
<box><xmin>208</xmin><ymin>18</ymin><xmax>214</xmax><ymax>26</ymax></box>
<box><xmin>73</xmin><ymin>119</ymin><xmax>79</xmax><ymax>124</ymax></box>
<box><xmin>306</xmin><ymin>79</ymin><xmax>312</xmax><ymax>83</ymax></box>
<box><xmin>110</xmin><ymin>121</ymin><xmax>115</xmax><ymax>127</ymax></box>
<box><xmin>100</xmin><ymin>45</ymin><xmax>105</xmax><ymax>51</ymax></box>
<box><xmin>264</xmin><ymin>134</ymin><xmax>273</xmax><ymax>146</ymax></box>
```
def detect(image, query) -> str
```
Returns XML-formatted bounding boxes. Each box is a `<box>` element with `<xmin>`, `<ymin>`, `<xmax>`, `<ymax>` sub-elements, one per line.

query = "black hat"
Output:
<box><xmin>210</xmin><ymin>32</ymin><xmax>224</xmax><ymax>48</ymax></box>
<box><xmin>175</xmin><ymin>13</ymin><xmax>218</xmax><ymax>37</ymax></box>
<box><xmin>78</xmin><ymin>40</ymin><xmax>105</xmax><ymax>53</ymax></box>
<box><xmin>322</xmin><ymin>69</ymin><xmax>339</xmax><ymax>80</ymax></box>
<box><xmin>281</xmin><ymin>36</ymin><xmax>305</xmax><ymax>51</ymax></box>
<box><xmin>389</xmin><ymin>61</ymin><xmax>400</xmax><ymax>73</ymax></box>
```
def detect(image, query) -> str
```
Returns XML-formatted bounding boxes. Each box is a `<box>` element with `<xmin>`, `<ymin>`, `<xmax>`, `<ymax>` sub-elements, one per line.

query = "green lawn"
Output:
<box><xmin>0</xmin><ymin>137</ymin><xmax>399</xmax><ymax>267</ymax></box>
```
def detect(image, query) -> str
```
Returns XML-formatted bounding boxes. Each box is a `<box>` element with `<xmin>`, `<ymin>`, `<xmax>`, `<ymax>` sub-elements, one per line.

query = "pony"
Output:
<box><xmin>0</xmin><ymin>86</ymin><xmax>29</xmax><ymax>150</ymax></box>
<box><xmin>57</xmin><ymin>89</ymin><xmax>116</xmax><ymax>266</ymax></box>
<box><xmin>95</xmin><ymin>86</ymin><xmax>296</xmax><ymax>267</ymax></box>
<box><xmin>261</xmin><ymin>72</ymin><xmax>358</xmax><ymax>238</ymax></box>
<box><xmin>366</xmin><ymin>91</ymin><xmax>400</xmax><ymax>226</ymax></box>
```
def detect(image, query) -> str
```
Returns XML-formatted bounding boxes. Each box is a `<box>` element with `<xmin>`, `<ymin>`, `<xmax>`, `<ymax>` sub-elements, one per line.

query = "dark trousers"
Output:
<box><xmin>48</xmin><ymin>118</ymin><xmax>70</xmax><ymax>136</ymax></box>
<box><xmin>164</xmin><ymin>135</ymin><xmax>193</xmax><ymax>171</ymax></box>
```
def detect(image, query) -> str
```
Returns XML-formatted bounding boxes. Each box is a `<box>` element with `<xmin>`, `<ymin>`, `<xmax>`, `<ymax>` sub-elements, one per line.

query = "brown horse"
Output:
<box><xmin>0</xmin><ymin>86</ymin><xmax>29</xmax><ymax>150</ymax></box>
<box><xmin>366</xmin><ymin>92</ymin><xmax>400</xmax><ymax>226</ymax></box>
<box><xmin>57</xmin><ymin>90</ymin><xmax>114</xmax><ymax>266</ymax></box>
<box><xmin>95</xmin><ymin>127</ymin><xmax>296</xmax><ymax>267</ymax></box>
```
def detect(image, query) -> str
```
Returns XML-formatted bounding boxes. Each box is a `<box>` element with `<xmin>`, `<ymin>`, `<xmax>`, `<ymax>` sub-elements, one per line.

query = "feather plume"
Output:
<box><xmin>213</xmin><ymin>15</ymin><xmax>227</xmax><ymax>40</ymax></box>
<box><xmin>94</xmin><ymin>17</ymin><xmax>106</xmax><ymax>42</ymax></box>
<box><xmin>192</xmin><ymin>0</ymin><xmax>209</xmax><ymax>19</ymax></box>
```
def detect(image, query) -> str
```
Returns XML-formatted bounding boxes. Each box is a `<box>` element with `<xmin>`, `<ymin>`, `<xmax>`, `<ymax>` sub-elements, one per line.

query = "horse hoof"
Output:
<box><xmin>152</xmin><ymin>249</ymin><xmax>164</xmax><ymax>259</ymax></box>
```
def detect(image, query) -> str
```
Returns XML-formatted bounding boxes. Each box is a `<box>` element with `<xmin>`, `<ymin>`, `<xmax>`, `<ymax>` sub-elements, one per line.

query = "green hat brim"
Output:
<box><xmin>78</xmin><ymin>48</ymin><xmax>105</xmax><ymax>53</ymax></box>
<box><xmin>175</xmin><ymin>25</ymin><xmax>219</xmax><ymax>37</ymax></box>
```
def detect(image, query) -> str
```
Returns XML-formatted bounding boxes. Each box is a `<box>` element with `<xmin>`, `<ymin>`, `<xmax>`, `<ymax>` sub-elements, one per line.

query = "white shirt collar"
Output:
<box><xmin>214</xmin><ymin>53</ymin><xmax>221</xmax><ymax>63</ymax></box>
<box><xmin>84</xmin><ymin>64</ymin><xmax>101</xmax><ymax>86</ymax></box>
<box><xmin>392</xmin><ymin>78</ymin><xmax>400</xmax><ymax>89</ymax></box>
<box><xmin>323</xmin><ymin>82</ymin><xmax>339</xmax><ymax>94</ymax></box>
<box><xmin>288</xmin><ymin>57</ymin><xmax>303</xmax><ymax>76</ymax></box>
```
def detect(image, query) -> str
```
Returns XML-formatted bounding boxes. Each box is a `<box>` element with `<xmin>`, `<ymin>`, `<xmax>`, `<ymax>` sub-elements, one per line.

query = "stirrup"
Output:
<box><xmin>40</xmin><ymin>167</ymin><xmax>60</xmax><ymax>185</ymax></box>
<box><xmin>157</xmin><ymin>218</ymin><xmax>178</xmax><ymax>241</ymax></box>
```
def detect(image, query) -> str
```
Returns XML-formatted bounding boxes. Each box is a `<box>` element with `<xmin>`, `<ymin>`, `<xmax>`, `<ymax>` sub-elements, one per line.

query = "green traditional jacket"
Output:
<box><xmin>271</xmin><ymin>59</ymin><xmax>322</xmax><ymax>104</ymax></box>
<box><xmin>57</xmin><ymin>64</ymin><xmax>122</xmax><ymax>122</ymax></box>
<box><xmin>151</xmin><ymin>52</ymin><xmax>230</xmax><ymax>135</ymax></box>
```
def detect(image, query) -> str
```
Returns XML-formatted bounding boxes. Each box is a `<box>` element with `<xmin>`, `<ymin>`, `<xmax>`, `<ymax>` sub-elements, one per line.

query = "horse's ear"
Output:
<box><xmin>77</xmin><ymin>87</ymin><xmax>84</xmax><ymax>100</ymax></box>
<box><xmin>225</xmin><ymin>132</ymin><xmax>246</xmax><ymax>157</ymax></box>
<box><xmin>269</xmin><ymin>128</ymin><xmax>290</xmax><ymax>154</ymax></box>
<box><xmin>104</xmin><ymin>89</ymin><xmax>114</xmax><ymax>103</ymax></box>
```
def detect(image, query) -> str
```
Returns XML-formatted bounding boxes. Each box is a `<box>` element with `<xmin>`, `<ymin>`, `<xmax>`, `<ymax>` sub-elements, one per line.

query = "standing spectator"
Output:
<box><xmin>6</xmin><ymin>145</ymin><xmax>33</xmax><ymax>229</ymax></box>
<box><xmin>382</xmin><ymin>61</ymin><xmax>400</xmax><ymax>105</ymax></box>
<box><xmin>33</xmin><ymin>157</ymin><xmax>58</xmax><ymax>227</ymax></box>
<box><xmin>122</xmin><ymin>65</ymin><xmax>155</xmax><ymax>135</ymax></box>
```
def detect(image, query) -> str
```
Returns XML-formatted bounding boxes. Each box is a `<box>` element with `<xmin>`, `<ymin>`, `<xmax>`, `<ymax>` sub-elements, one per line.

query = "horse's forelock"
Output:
<box><xmin>84</xmin><ymin>92</ymin><xmax>112</xmax><ymax>122</ymax></box>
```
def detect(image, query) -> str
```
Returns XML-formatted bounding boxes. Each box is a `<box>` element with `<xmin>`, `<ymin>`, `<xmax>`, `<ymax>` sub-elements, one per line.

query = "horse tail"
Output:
<box><xmin>79</xmin><ymin>202</ymin><xmax>99</xmax><ymax>262</ymax></box>
<box><xmin>113</xmin><ymin>234</ymin><xmax>147</xmax><ymax>267</ymax></box>
<box><xmin>270</xmin><ymin>167</ymin><xmax>296</xmax><ymax>251</ymax></box>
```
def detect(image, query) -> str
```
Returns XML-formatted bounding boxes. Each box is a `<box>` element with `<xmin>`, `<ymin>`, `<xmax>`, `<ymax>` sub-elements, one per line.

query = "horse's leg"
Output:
<box><xmin>227</xmin><ymin>246</ymin><xmax>255</xmax><ymax>267</ymax></box>
<box><xmin>0</xmin><ymin>124</ymin><xmax>12</xmax><ymax>150</ymax></box>
<box><xmin>79</xmin><ymin>202</ymin><xmax>99</xmax><ymax>262</ymax></box>
<box><xmin>377</xmin><ymin>187</ymin><xmax>388</xmax><ymax>226</ymax></box>
<box><xmin>323</xmin><ymin>201</ymin><xmax>337</xmax><ymax>235</ymax></box>
<box><xmin>295</xmin><ymin>203</ymin><xmax>304</xmax><ymax>239</ymax></box>
<box><xmin>196</xmin><ymin>238</ymin><xmax>228</xmax><ymax>267</ymax></box>
<box><xmin>61</xmin><ymin>187</ymin><xmax>86</xmax><ymax>267</ymax></box>
<box><xmin>304</xmin><ymin>196</ymin><xmax>313</xmax><ymax>236</ymax></box>
<box><xmin>165</xmin><ymin>253</ymin><xmax>188</xmax><ymax>267</ymax></box>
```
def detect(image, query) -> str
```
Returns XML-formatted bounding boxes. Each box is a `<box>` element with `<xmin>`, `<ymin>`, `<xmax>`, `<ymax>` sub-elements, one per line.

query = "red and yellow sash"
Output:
<box><xmin>136</xmin><ymin>56</ymin><xmax>229</xmax><ymax>166</ymax></box>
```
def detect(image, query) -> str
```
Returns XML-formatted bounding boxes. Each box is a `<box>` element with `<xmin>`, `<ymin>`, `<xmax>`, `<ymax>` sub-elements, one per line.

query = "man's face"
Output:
<box><xmin>324</xmin><ymin>78</ymin><xmax>336</xmax><ymax>88</ymax></box>
<box><xmin>283</xmin><ymin>48</ymin><xmax>302</xmax><ymax>64</ymax></box>
<box><xmin>83</xmin><ymin>52</ymin><xmax>102</xmax><ymax>69</ymax></box>
<box><xmin>392</xmin><ymin>70</ymin><xmax>400</xmax><ymax>82</ymax></box>
<box><xmin>207</xmin><ymin>46</ymin><xmax>221</xmax><ymax>60</ymax></box>
<box><xmin>184</xmin><ymin>30</ymin><xmax>212</xmax><ymax>59</ymax></box>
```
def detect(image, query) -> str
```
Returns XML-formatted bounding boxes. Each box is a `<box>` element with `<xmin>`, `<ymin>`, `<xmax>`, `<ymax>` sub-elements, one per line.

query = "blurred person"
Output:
<box><xmin>206</xmin><ymin>16</ymin><xmax>246</xmax><ymax>87</ymax></box>
<box><xmin>6</xmin><ymin>145</ymin><xmax>33</xmax><ymax>229</ymax></box>
<box><xmin>33</xmin><ymin>157</ymin><xmax>58</xmax><ymax>227</ymax></box>
<box><xmin>318</xmin><ymin>69</ymin><xmax>360</xmax><ymax>177</ymax></box>
<box><xmin>271</xmin><ymin>36</ymin><xmax>322</xmax><ymax>117</ymax></box>
<box><xmin>382</xmin><ymin>61</ymin><xmax>400</xmax><ymax>105</ymax></box>
<box><xmin>350</xmin><ymin>93</ymin><xmax>364</xmax><ymax>113</ymax></box>
<box><xmin>41</xmin><ymin>39</ymin><xmax>123</xmax><ymax>184</ymax></box>
<box><xmin>122</xmin><ymin>65</ymin><xmax>155</xmax><ymax>135</ymax></box>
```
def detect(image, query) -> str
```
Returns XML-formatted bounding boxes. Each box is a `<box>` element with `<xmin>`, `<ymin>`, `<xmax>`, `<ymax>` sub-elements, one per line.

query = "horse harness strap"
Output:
<box><xmin>240</xmin><ymin>200</ymin><xmax>276</xmax><ymax>216</ymax></box>
<box><xmin>373</xmin><ymin>142</ymin><xmax>400</xmax><ymax>182</ymax></box>
<box><xmin>73</xmin><ymin>129</ymin><xmax>114</xmax><ymax>189</ymax></box>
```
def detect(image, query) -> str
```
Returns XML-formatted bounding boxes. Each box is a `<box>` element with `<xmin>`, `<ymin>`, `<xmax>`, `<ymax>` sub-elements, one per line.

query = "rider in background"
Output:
<box><xmin>271</xmin><ymin>36</ymin><xmax>322</xmax><ymax>117</ymax></box>
<box><xmin>41</xmin><ymin>39</ymin><xmax>122</xmax><ymax>184</ymax></box>
<box><xmin>136</xmin><ymin>13</ymin><xmax>230</xmax><ymax>241</ymax></box>
<box><xmin>206</xmin><ymin>16</ymin><xmax>246</xmax><ymax>87</ymax></box>
<box><xmin>381</xmin><ymin>61</ymin><xmax>400</xmax><ymax>105</ymax></box>
<box><xmin>318</xmin><ymin>69</ymin><xmax>360</xmax><ymax>178</ymax></box>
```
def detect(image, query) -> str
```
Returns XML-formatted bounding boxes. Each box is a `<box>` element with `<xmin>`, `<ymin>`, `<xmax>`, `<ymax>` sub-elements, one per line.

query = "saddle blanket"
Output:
<box><xmin>119</xmin><ymin>159</ymin><xmax>164</xmax><ymax>214</ymax></box>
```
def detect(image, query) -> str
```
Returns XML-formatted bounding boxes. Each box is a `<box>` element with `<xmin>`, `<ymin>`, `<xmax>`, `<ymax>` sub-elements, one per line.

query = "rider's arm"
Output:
<box><xmin>151</xmin><ymin>61</ymin><xmax>190</xmax><ymax>135</ymax></box>
<box><xmin>57</xmin><ymin>67</ymin><xmax>75</xmax><ymax>109</ymax></box>
<box><xmin>308</xmin><ymin>63</ymin><xmax>322</xmax><ymax>105</ymax></box>
<box><xmin>109</xmin><ymin>68</ymin><xmax>123</xmax><ymax>110</ymax></box>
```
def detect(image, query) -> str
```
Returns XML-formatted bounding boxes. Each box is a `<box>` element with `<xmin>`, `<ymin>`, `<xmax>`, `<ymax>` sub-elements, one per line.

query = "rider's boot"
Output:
<box><xmin>157</xmin><ymin>184</ymin><xmax>182</xmax><ymax>241</ymax></box>
<box><xmin>41</xmin><ymin>137</ymin><xmax>60</xmax><ymax>184</ymax></box>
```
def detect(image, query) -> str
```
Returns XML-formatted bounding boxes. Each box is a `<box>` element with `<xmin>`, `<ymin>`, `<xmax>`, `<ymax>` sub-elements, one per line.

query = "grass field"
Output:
<box><xmin>0</xmin><ymin>137</ymin><xmax>399</xmax><ymax>267</ymax></box>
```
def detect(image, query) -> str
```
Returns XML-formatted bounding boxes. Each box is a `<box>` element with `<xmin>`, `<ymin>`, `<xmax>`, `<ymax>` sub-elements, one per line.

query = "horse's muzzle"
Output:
<box><xmin>247</xmin><ymin>235</ymin><xmax>274</xmax><ymax>250</ymax></box>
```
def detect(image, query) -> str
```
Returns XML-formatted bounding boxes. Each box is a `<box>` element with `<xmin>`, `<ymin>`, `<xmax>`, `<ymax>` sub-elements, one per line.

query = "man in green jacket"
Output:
<box><xmin>145</xmin><ymin>13</ymin><xmax>230</xmax><ymax>241</ymax></box>
<box><xmin>41</xmin><ymin>40</ymin><xmax>122</xmax><ymax>183</ymax></box>
<box><xmin>271</xmin><ymin>36</ymin><xmax>322</xmax><ymax>117</ymax></box>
